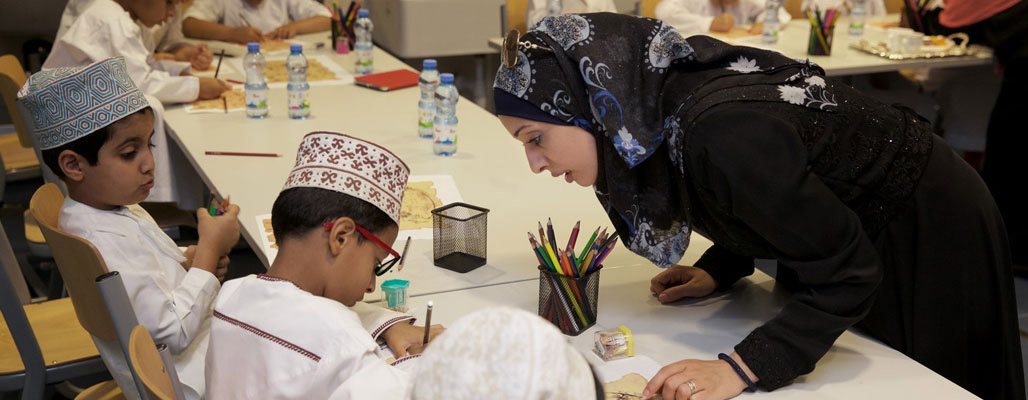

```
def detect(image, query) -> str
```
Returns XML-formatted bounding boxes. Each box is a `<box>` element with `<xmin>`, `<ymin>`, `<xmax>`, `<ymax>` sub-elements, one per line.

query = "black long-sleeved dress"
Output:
<box><xmin>673</xmin><ymin>83</ymin><xmax>1024</xmax><ymax>399</ymax></box>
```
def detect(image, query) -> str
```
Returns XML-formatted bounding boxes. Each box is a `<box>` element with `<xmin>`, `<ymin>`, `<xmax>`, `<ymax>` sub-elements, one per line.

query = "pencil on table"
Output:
<box><xmin>214</xmin><ymin>49</ymin><xmax>226</xmax><ymax>78</ymax></box>
<box><xmin>422</xmin><ymin>301</ymin><xmax>433</xmax><ymax>345</ymax></box>
<box><xmin>222</xmin><ymin>97</ymin><xmax>228</xmax><ymax>113</ymax></box>
<box><xmin>205</xmin><ymin>151</ymin><xmax>281</xmax><ymax>157</ymax></box>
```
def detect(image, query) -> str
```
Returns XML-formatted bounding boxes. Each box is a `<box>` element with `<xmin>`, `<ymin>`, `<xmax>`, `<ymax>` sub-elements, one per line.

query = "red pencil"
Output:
<box><xmin>226</xmin><ymin>79</ymin><xmax>244</xmax><ymax>85</ymax></box>
<box><xmin>205</xmin><ymin>151</ymin><xmax>281</xmax><ymax>157</ymax></box>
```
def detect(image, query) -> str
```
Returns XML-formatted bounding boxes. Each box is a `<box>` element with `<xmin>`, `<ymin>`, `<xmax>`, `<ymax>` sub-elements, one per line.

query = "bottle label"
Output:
<box><xmin>419</xmin><ymin>109</ymin><xmax>435</xmax><ymax>128</ymax></box>
<box><xmin>246</xmin><ymin>87</ymin><xmax>268</xmax><ymax>111</ymax></box>
<box><xmin>433</xmin><ymin>125</ymin><xmax>456</xmax><ymax>144</ymax></box>
<box><xmin>288</xmin><ymin>89</ymin><xmax>310</xmax><ymax>111</ymax></box>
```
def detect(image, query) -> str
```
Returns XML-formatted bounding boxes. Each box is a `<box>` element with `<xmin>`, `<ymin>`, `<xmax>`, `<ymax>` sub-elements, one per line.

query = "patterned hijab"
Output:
<box><xmin>493</xmin><ymin>12</ymin><xmax>841</xmax><ymax>267</ymax></box>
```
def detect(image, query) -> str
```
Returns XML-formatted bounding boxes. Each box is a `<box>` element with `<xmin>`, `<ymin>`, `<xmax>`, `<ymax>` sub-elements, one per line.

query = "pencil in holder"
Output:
<box><xmin>538</xmin><ymin>265</ymin><xmax>600</xmax><ymax>336</ymax></box>
<box><xmin>432</xmin><ymin>202</ymin><xmax>489</xmax><ymax>273</ymax></box>
<box><xmin>807</xmin><ymin>24</ymin><xmax>836</xmax><ymax>56</ymax></box>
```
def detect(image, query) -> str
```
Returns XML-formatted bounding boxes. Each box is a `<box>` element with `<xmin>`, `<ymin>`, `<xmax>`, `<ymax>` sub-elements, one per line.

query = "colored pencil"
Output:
<box><xmin>205</xmin><ymin>151</ymin><xmax>281</xmax><ymax>157</ymax></box>
<box><xmin>577</xmin><ymin>227</ymin><xmax>599</xmax><ymax>264</ymax></box>
<box><xmin>214</xmin><ymin>49</ymin><xmax>226</xmax><ymax>78</ymax></box>
<box><xmin>226</xmin><ymin>79</ymin><xmax>244</xmax><ymax>85</ymax></box>
<box><xmin>566</xmin><ymin>220</ymin><xmax>580</xmax><ymax>254</ymax></box>
<box><xmin>422</xmin><ymin>301</ymin><xmax>433</xmax><ymax>344</ymax></box>
<box><xmin>222</xmin><ymin>97</ymin><xmax>228</xmax><ymax>113</ymax></box>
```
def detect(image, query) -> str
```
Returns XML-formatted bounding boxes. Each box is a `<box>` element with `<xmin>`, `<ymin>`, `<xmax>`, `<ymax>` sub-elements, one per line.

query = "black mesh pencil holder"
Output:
<box><xmin>538</xmin><ymin>266</ymin><xmax>600</xmax><ymax>336</ymax></box>
<box><xmin>432</xmin><ymin>202</ymin><xmax>489</xmax><ymax>273</ymax></box>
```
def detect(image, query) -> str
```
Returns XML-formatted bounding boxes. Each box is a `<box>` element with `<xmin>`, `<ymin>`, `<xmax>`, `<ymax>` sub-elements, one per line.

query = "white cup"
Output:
<box><xmin>900</xmin><ymin>31</ymin><xmax>924</xmax><ymax>55</ymax></box>
<box><xmin>887</xmin><ymin>27</ymin><xmax>914</xmax><ymax>53</ymax></box>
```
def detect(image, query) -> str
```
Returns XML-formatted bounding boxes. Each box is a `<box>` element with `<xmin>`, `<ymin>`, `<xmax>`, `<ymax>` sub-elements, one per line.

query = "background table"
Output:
<box><xmin>487</xmin><ymin>15</ymin><xmax>993</xmax><ymax>76</ymax></box>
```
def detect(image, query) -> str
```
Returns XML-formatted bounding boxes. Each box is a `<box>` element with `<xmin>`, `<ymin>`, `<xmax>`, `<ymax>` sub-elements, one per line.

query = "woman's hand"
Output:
<box><xmin>650</xmin><ymin>265</ymin><xmax>717</xmax><ymax>303</ymax></box>
<box><xmin>644</xmin><ymin>354</ymin><xmax>753</xmax><ymax>400</ymax></box>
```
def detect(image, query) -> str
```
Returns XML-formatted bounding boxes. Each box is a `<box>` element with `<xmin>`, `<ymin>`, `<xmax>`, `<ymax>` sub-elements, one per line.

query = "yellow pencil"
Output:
<box><xmin>543</xmin><ymin>241</ymin><xmax>562</xmax><ymax>275</ymax></box>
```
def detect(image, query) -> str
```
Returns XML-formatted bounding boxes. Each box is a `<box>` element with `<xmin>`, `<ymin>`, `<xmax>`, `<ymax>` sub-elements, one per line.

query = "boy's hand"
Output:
<box><xmin>214</xmin><ymin>254</ymin><xmax>230</xmax><ymax>282</ymax></box>
<box><xmin>176</xmin><ymin>44</ymin><xmax>214</xmax><ymax>70</ymax></box>
<box><xmin>382</xmin><ymin>323</ymin><xmax>445</xmax><ymax>358</ymax></box>
<box><xmin>182</xmin><ymin>245</ymin><xmax>229</xmax><ymax>281</ymax></box>
<box><xmin>266</xmin><ymin>25</ymin><xmax>297</xmax><ymax>40</ymax></box>
<box><xmin>230</xmin><ymin>26</ymin><xmax>265</xmax><ymax>44</ymax></box>
<box><xmin>193</xmin><ymin>205</ymin><xmax>240</xmax><ymax>273</ymax></box>
<box><xmin>154</xmin><ymin>52</ymin><xmax>177</xmax><ymax>61</ymax></box>
<box><xmin>198</xmin><ymin>78</ymin><xmax>232</xmax><ymax>100</ymax></box>
<box><xmin>710</xmin><ymin>13</ymin><xmax>735</xmax><ymax>32</ymax></box>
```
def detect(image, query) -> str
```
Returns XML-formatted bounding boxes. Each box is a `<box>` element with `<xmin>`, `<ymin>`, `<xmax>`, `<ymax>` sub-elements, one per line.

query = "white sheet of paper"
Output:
<box><xmin>588</xmin><ymin>353</ymin><xmax>663</xmax><ymax>383</ymax></box>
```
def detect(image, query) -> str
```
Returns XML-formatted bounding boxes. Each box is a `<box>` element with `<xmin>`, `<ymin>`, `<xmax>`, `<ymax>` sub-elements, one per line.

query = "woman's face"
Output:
<box><xmin>499</xmin><ymin>115</ymin><xmax>598</xmax><ymax>187</ymax></box>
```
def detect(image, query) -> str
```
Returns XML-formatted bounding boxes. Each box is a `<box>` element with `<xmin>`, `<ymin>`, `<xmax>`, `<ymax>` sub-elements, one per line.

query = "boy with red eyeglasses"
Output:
<box><xmin>205</xmin><ymin>132</ymin><xmax>444</xmax><ymax>399</ymax></box>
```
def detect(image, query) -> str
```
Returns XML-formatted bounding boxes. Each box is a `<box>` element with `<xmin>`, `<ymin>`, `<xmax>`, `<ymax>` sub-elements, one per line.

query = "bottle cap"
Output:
<box><xmin>440</xmin><ymin>73</ymin><xmax>454</xmax><ymax>84</ymax></box>
<box><xmin>423</xmin><ymin>59</ymin><xmax>437</xmax><ymax>69</ymax></box>
<box><xmin>358</xmin><ymin>9</ymin><xmax>369</xmax><ymax>17</ymax></box>
<box><xmin>290</xmin><ymin>44</ymin><xmax>302</xmax><ymax>53</ymax></box>
<box><xmin>247</xmin><ymin>42</ymin><xmax>260</xmax><ymax>52</ymax></box>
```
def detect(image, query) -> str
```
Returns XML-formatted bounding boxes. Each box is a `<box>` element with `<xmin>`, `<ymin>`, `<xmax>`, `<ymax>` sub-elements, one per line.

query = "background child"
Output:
<box><xmin>182</xmin><ymin>0</ymin><xmax>332</xmax><ymax>43</ymax></box>
<box><xmin>526</xmin><ymin>0</ymin><xmax>618</xmax><ymax>28</ymax></box>
<box><xmin>205</xmin><ymin>132</ymin><xmax>443</xmax><ymax>400</ymax></box>
<box><xmin>656</xmin><ymin>0</ymin><xmax>793</xmax><ymax>35</ymax></box>
<box><xmin>16</xmin><ymin>57</ymin><xmax>241</xmax><ymax>400</ymax></box>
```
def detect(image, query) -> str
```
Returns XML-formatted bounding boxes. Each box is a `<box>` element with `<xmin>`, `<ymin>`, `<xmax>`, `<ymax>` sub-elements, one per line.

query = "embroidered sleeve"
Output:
<box><xmin>349</xmin><ymin>302</ymin><xmax>415</xmax><ymax>340</ymax></box>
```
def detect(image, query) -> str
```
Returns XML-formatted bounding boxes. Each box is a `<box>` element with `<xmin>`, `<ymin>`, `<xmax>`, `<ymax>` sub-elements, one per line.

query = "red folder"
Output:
<box><xmin>354</xmin><ymin>69</ymin><xmax>420</xmax><ymax>92</ymax></box>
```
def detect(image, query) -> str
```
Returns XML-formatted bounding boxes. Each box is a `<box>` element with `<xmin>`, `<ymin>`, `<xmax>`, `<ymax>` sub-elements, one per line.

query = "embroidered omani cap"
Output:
<box><xmin>282</xmin><ymin>132</ymin><xmax>410</xmax><ymax>224</ymax></box>
<box><xmin>16</xmin><ymin>57</ymin><xmax>149</xmax><ymax>150</ymax></box>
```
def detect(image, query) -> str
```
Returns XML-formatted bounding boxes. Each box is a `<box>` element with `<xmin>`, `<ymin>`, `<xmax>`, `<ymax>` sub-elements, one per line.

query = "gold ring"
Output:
<box><xmin>687</xmin><ymin>379</ymin><xmax>698</xmax><ymax>394</ymax></box>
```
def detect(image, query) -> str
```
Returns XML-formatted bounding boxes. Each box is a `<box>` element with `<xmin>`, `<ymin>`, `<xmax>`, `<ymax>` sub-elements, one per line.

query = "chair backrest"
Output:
<box><xmin>0</xmin><ymin>197</ymin><xmax>30</xmax><ymax>305</ymax></box>
<box><xmin>29</xmin><ymin>183</ymin><xmax>118</xmax><ymax>341</ymax></box>
<box><xmin>640</xmin><ymin>0</ymin><xmax>661</xmax><ymax>18</ymax></box>
<box><xmin>129</xmin><ymin>325</ymin><xmax>177</xmax><ymax>400</ymax></box>
<box><xmin>0</xmin><ymin>223</ymin><xmax>47</xmax><ymax>396</ymax></box>
<box><xmin>506</xmin><ymin>0</ymin><xmax>529</xmax><ymax>35</ymax></box>
<box><xmin>0</xmin><ymin>54</ymin><xmax>33</xmax><ymax>149</ymax></box>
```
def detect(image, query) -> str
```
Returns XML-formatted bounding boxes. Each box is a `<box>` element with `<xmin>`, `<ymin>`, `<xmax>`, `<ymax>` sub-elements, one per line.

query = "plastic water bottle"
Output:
<box><xmin>547</xmin><ymin>0</ymin><xmax>562</xmax><ymax>17</ymax></box>
<box><xmin>849</xmin><ymin>0</ymin><xmax>866</xmax><ymax>36</ymax></box>
<box><xmin>417</xmin><ymin>59</ymin><xmax>439</xmax><ymax>138</ymax></box>
<box><xmin>762</xmin><ymin>0</ymin><xmax>780</xmax><ymax>45</ymax></box>
<box><xmin>244</xmin><ymin>42</ymin><xmax>268</xmax><ymax>119</ymax></box>
<box><xmin>354</xmin><ymin>9</ymin><xmax>373</xmax><ymax>75</ymax></box>
<box><xmin>286</xmin><ymin>44</ymin><xmax>310</xmax><ymax>119</ymax></box>
<box><xmin>433</xmin><ymin>73</ymin><xmax>458</xmax><ymax>156</ymax></box>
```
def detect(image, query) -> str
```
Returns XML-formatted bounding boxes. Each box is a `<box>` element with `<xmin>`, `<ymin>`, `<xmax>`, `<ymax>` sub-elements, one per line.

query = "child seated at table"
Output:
<box><xmin>16</xmin><ymin>57</ymin><xmax>241</xmax><ymax>400</ymax></box>
<box><xmin>182</xmin><ymin>0</ymin><xmax>332</xmax><ymax>43</ymax></box>
<box><xmin>56</xmin><ymin>0</ymin><xmax>215</xmax><ymax>71</ymax></box>
<box><xmin>411</xmin><ymin>307</ymin><xmax>601</xmax><ymax>400</ymax></box>
<box><xmin>45</xmin><ymin>0</ymin><xmax>230</xmax><ymax>103</ymax></box>
<box><xmin>656</xmin><ymin>0</ymin><xmax>793</xmax><ymax>36</ymax></box>
<box><xmin>205</xmin><ymin>131</ymin><xmax>443</xmax><ymax>400</ymax></box>
<box><xmin>526</xmin><ymin>0</ymin><xmax>618</xmax><ymax>28</ymax></box>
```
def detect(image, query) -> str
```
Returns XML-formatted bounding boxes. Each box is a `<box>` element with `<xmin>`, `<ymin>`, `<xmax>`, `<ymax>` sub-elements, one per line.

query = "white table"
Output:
<box><xmin>487</xmin><ymin>15</ymin><xmax>993</xmax><ymax>76</ymax></box>
<box><xmin>397</xmin><ymin>264</ymin><xmax>977</xmax><ymax>399</ymax></box>
<box><xmin>163</xmin><ymin>33</ymin><xmax>713</xmax><ymax>301</ymax></box>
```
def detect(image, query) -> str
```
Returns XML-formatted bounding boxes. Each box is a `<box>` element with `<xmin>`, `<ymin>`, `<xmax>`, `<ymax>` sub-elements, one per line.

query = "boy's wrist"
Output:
<box><xmin>191</xmin><ymin>246</ymin><xmax>220</xmax><ymax>273</ymax></box>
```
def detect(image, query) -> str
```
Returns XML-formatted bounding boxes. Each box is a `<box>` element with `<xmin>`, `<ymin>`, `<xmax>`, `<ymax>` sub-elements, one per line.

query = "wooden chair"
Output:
<box><xmin>0</xmin><ymin>55</ymin><xmax>42</xmax><ymax>181</ymax></box>
<box><xmin>74</xmin><ymin>380</ymin><xmax>124</xmax><ymax>400</ymax></box>
<box><xmin>0</xmin><ymin>220</ymin><xmax>107</xmax><ymax>399</ymax></box>
<box><xmin>505</xmin><ymin>0</ymin><xmax>529</xmax><ymax>34</ymax></box>
<box><xmin>128</xmin><ymin>326</ymin><xmax>184</xmax><ymax>400</ymax></box>
<box><xmin>640</xmin><ymin>0</ymin><xmax>661</xmax><ymax>18</ymax></box>
<box><xmin>30</xmin><ymin>183</ymin><xmax>152</xmax><ymax>399</ymax></box>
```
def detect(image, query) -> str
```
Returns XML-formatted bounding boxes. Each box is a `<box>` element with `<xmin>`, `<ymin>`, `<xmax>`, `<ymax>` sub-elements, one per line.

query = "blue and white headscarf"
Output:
<box><xmin>494</xmin><ymin>13</ymin><xmax>839</xmax><ymax>267</ymax></box>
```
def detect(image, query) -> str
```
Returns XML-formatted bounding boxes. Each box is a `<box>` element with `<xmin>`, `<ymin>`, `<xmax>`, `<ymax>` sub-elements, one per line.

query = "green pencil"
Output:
<box><xmin>577</xmin><ymin>227</ymin><xmax>599</xmax><ymax>264</ymax></box>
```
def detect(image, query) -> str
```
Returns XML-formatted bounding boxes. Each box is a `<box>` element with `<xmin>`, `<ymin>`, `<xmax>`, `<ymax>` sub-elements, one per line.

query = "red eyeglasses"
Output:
<box><xmin>323</xmin><ymin>222</ymin><xmax>411</xmax><ymax>276</ymax></box>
